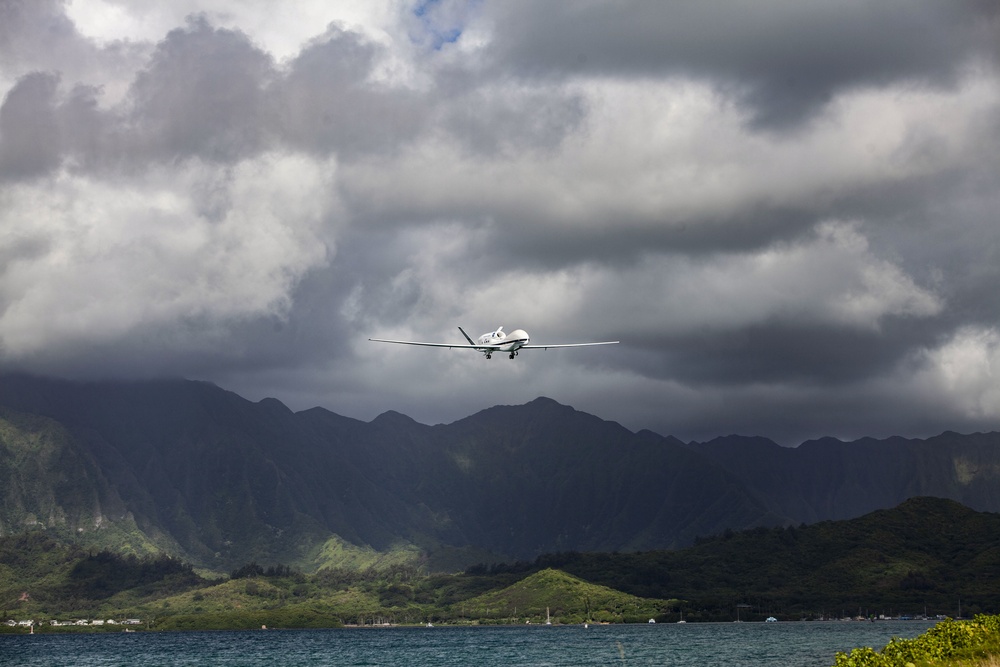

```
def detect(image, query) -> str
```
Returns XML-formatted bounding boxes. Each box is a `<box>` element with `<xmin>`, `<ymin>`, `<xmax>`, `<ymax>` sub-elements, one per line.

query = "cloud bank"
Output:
<box><xmin>2</xmin><ymin>0</ymin><xmax>999</xmax><ymax>444</ymax></box>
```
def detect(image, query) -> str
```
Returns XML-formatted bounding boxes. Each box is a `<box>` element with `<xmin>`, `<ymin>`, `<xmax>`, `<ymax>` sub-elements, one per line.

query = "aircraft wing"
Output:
<box><xmin>519</xmin><ymin>341</ymin><xmax>619</xmax><ymax>350</ymax></box>
<box><xmin>368</xmin><ymin>338</ymin><xmax>492</xmax><ymax>350</ymax></box>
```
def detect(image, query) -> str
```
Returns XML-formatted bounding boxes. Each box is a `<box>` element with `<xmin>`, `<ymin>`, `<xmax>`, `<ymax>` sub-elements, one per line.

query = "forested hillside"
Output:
<box><xmin>3</xmin><ymin>498</ymin><xmax>997</xmax><ymax>628</ymax></box>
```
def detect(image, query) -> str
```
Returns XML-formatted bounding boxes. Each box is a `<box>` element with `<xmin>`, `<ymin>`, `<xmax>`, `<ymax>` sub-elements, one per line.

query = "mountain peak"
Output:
<box><xmin>694</xmin><ymin>435</ymin><xmax>782</xmax><ymax>449</ymax></box>
<box><xmin>524</xmin><ymin>396</ymin><xmax>573</xmax><ymax>413</ymax></box>
<box><xmin>371</xmin><ymin>410</ymin><xmax>419</xmax><ymax>426</ymax></box>
<box><xmin>256</xmin><ymin>397</ymin><xmax>292</xmax><ymax>413</ymax></box>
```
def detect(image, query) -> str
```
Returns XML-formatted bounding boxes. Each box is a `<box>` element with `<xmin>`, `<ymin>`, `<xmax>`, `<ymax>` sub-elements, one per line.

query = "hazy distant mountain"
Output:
<box><xmin>2</xmin><ymin>374</ymin><xmax>999</xmax><ymax>572</ymax></box>
<box><xmin>690</xmin><ymin>431</ymin><xmax>1000</xmax><ymax>523</ymax></box>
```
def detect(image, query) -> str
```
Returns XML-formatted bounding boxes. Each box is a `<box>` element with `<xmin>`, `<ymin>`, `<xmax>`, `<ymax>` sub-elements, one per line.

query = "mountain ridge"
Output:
<box><xmin>2</xmin><ymin>373</ymin><xmax>999</xmax><ymax>572</ymax></box>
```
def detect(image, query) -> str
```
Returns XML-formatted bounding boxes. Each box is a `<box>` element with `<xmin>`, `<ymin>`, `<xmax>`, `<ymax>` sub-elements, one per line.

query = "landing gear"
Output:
<box><xmin>485</xmin><ymin>353</ymin><xmax>492</xmax><ymax>359</ymax></box>
<box><xmin>509</xmin><ymin>351</ymin><xmax>517</xmax><ymax>359</ymax></box>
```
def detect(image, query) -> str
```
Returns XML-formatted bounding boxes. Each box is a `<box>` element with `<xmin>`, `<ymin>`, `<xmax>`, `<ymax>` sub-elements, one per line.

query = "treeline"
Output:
<box><xmin>458</xmin><ymin>499</ymin><xmax>1000</xmax><ymax>619</ymax></box>
<box><xmin>1</xmin><ymin>533</ymin><xmax>205</xmax><ymax>612</ymax></box>
<box><xmin>230</xmin><ymin>562</ymin><xmax>301</xmax><ymax>580</ymax></box>
<box><xmin>64</xmin><ymin>551</ymin><xmax>200</xmax><ymax>600</ymax></box>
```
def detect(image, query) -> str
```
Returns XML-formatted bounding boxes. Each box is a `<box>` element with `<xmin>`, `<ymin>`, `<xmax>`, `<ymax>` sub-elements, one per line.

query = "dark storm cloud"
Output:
<box><xmin>127</xmin><ymin>16</ymin><xmax>274</xmax><ymax>163</ymax></box>
<box><xmin>0</xmin><ymin>0</ymin><xmax>150</xmax><ymax>104</ymax></box>
<box><xmin>0</xmin><ymin>72</ymin><xmax>62</xmax><ymax>179</ymax></box>
<box><xmin>275</xmin><ymin>26</ymin><xmax>427</xmax><ymax>156</ymax></box>
<box><xmin>0</xmin><ymin>16</ymin><xmax>425</xmax><ymax>170</ymax></box>
<box><xmin>0</xmin><ymin>72</ymin><xmax>113</xmax><ymax>179</ymax></box>
<box><xmin>432</xmin><ymin>67</ymin><xmax>587</xmax><ymax>155</ymax></box>
<box><xmin>630</xmin><ymin>317</ymin><xmax>942</xmax><ymax>388</ymax></box>
<box><xmin>480</xmin><ymin>0</ymin><xmax>999</xmax><ymax>128</ymax></box>
<box><xmin>0</xmin><ymin>0</ymin><xmax>83</xmax><ymax>69</ymax></box>
<box><xmin>58</xmin><ymin>83</ymin><xmax>111</xmax><ymax>167</ymax></box>
<box><xmin>2</xmin><ymin>12</ymin><xmax>581</xmax><ymax>170</ymax></box>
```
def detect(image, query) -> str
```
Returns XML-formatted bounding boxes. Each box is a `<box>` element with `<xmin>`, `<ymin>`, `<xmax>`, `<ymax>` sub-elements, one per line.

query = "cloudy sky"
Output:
<box><xmin>2</xmin><ymin>0</ymin><xmax>999</xmax><ymax>445</ymax></box>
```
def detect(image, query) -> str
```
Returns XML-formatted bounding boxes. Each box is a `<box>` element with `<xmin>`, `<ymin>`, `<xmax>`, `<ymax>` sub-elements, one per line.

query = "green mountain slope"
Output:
<box><xmin>0</xmin><ymin>408</ymin><xmax>164</xmax><ymax>556</ymax></box>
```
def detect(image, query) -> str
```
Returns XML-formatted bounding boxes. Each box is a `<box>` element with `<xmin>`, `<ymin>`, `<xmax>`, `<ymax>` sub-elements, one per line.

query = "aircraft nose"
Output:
<box><xmin>508</xmin><ymin>329</ymin><xmax>529</xmax><ymax>343</ymax></box>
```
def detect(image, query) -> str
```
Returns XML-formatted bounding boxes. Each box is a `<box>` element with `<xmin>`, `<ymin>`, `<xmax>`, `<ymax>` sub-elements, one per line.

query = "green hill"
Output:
<box><xmin>453</xmin><ymin>568</ymin><xmax>670</xmax><ymax>624</ymax></box>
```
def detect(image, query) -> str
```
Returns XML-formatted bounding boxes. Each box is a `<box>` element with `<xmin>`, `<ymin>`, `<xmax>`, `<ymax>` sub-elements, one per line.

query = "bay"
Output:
<box><xmin>1</xmin><ymin>620</ymin><xmax>936</xmax><ymax>667</ymax></box>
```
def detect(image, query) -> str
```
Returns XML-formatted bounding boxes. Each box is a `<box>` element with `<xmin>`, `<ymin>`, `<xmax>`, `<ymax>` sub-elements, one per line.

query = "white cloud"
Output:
<box><xmin>337</xmin><ymin>68</ymin><xmax>998</xmax><ymax>242</ymax></box>
<box><xmin>915</xmin><ymin>326</ymin><xmax>1000</xmax><ymax>420</ymax></box>
<box><xmin>65</xmin><ymin>0</ymin><xmax>398</xmax><ymax>62</ymax></box>
<box><xmin>577</xmin><ymin>220</ymin><xmax>942</xmax><ymax>335</ymax></box>
<box><xmin>0</xmin><ymin>153</ymin><xmax>334</xmax><ymax>358</ymax></box>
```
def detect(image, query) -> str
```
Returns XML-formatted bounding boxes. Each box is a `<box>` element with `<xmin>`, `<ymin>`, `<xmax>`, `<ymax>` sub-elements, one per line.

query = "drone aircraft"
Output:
<box><xmin>369</xmin><ymin>326</ymin><xmax>619</xmax><ymax>359</ymax></box>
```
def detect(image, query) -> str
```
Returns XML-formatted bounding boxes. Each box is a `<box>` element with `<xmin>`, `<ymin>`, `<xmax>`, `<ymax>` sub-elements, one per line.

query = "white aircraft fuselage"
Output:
<box><xmin>472</xmin><ymin>326</ymin><xmax>530</xmax><ymax>356</ymax></box>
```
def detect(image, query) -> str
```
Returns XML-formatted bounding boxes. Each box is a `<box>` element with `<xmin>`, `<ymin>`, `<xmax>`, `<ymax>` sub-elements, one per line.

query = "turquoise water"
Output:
<box><xmin>1</xmin><ymin>620</ymin><xmax>936</xmax><ymax>667</ymax></box>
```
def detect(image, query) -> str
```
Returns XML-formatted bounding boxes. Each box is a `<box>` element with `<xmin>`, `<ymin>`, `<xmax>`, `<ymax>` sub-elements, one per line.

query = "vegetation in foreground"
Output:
<box><xmin>833</xmin><ymin>614</ymin><xmax>1000</xmax><ymax>667</ymax></box>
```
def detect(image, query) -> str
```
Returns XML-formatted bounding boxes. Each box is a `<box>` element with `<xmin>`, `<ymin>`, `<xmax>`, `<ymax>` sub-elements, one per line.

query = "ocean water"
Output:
<box><xmin>1</xmin><ymin>620</ymin><xmax>936</xmax><ymax>667</ymax></box>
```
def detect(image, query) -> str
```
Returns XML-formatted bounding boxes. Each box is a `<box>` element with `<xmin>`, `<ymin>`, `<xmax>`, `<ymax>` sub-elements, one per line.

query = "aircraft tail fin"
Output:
<box><xmin>458</xmin><ymin>326</ymin><xmax>476</xmax><ymax>345</ymax></box>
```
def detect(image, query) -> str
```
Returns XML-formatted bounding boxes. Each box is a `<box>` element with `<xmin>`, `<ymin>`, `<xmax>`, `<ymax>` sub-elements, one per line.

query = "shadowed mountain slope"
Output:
<box><xmin>2</xmin><ymin>374</ymin><xmax>999</xmax><ymax>572</ymax></box>
<box><xmin>691</xmin><ymin>432</ymin><xmax>1000</xmax><ymax>523</ymax></box>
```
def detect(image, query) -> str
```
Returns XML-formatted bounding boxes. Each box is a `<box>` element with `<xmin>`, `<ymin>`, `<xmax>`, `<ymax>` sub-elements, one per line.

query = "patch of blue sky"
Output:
<box><xmin>412</xmin><ymin>0</ymin><xmax>474</xmax><ymax>50</ymax></box>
